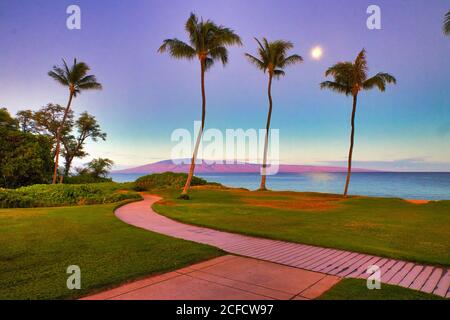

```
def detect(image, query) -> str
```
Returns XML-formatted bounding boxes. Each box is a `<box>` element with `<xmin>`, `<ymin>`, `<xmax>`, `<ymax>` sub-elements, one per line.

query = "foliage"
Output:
<box><xmin>0</xmin><ymin>109</ymin><xmax>54</xmax><ymax>188</ymax></box>
<box><xmin>0</xmin><ymin>183</ymin><xmax>140</xmax><ymax>208</ymax></box>
<box><xmin>16</xmin><ymin>105</ymin><xmax>107</xmax><ymax>177</ymax></box>
<box><xmin>48</xmin><ymin>58</ymin><xmax>103</xmax><ymax>183</ymax></box>
<box><xmin>86</xmin><ymin>158</ymin><xmax>114</xmax><ymax>178</ymax></box>
<box><xmin>16</xmin><ymin>110</ymin><xmax>35</xmax><ymax>133</ymax></box>
<box><xmin>135</xmin><ymin>172</ymin><xmax>208</xmax><ymax>191</ymax></box>
<box><xmin>158</xmin><ymin>12</ymin><xmax>242</xmax><ymax>71</ymax></box>
<box><xmin>48</xmin><ymin>59</ymin><xmax>102</xmax><ymax>97</ymax></box>
<box><xmin>320</xmin><ymin>49</ymin><xmax>396</xmax><ymax>97</ymax></box>
<box><xmin>245</xmin><ymin>38</ymin><xmax>303</xmax><ymax>79</ymax></box>
<box><xmin>33</xmin><ymin>103</ymin><xmax>74</xmax><ymax>143</ymax></box>
<box><xmin>61</xmin><ymin>112</ymin><xmax>106</xmax><ymax>175</ymax></box>
<box><xmin>444</xmin><ymin>11</ymin><xmax>450</xmax><ymax>35</ymax></box>
<box><xmin>64</xmin><ymin>173</ymin><xmax>112</xmax><ymax>184</ymax></box>
<box><xmin>0</xmin><ymin>108</ymin><xmax>18</xmax><ymax>129</ymax></box>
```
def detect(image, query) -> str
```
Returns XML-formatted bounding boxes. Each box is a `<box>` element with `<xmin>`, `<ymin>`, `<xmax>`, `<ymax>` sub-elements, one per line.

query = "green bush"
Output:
<box><xmin>64</xmin><ymin>174</ymin><xmax>112</xmax><ymax>184</ymax></box>
<box><xmin>134</xmin><ymin>172</ymin><xmax>208</xmax><ymax>191</ymax></box>
<box><xmin>0</xmin><ymin>183</ymin><xmax>141</xmax><ymax>208</ymax></box>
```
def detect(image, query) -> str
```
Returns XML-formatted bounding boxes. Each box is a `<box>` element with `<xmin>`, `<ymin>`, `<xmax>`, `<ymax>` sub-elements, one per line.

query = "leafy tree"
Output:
<box><xmin>48</xmin><ymin>59</ymin><xmax>102</xmax><ymax>184</ymax></box>
<box><xmin>320</xmin><ymin>49</ymin><xmax>396</xmax><ymax>197</ymax></box>
<box><xmin>0</xmin><ymin>108</ymin><xmax>18</xmax><ymax>129</ymax></box>
<box><xmin>0</xmin><ymin>109</ymin><xmax>53</xmax><ymax>188</ymax></box>
<box><xmin>16</xmin><ymin>110</ymin><xmax>35</xmax><ymax>133</ymax></box>
<box><xmin>86</xmin><ymin>158</ymin><xmax>114</xmax><ymax>178</ymax></box>
<box><xmin>158</xmin><ymin>13</ymin><xmax>242</xmax><ymax>199</ymax></box>
<box><xmin>245</xmin><ymin>38</ymin><xmax>303</xmax><ymax>190</ymax></box>
<box><xmin>61</xmin><ymin>112</ymin><xmax>106</xmax><ymax>176</ymax></box>
<box><xmin>33</xmin><ymin>104</ymin><xmax>74</xmax><ymax>157</ymax></box>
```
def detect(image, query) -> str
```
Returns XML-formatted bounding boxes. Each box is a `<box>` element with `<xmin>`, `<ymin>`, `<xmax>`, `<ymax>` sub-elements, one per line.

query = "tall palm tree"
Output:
<box><xmin>245</xmin><ymin>38</ymin><xmax>303</xmax><ymax>190</ymax></box>
<box><xmin>320</xmin><ymin>49</ymin><xmax>396</xmax><ymax>197</ymax></box>
<box><xmin>158</xmin><ymin>13</ymin><xmax>242</xmax><ymax>199</ymax></box>
<box><xmin>48</xmin><ymin>59</ymin><xmax>102</xmax><ymax>184</ymax></box>
<box><xmin>444</xmin><ymin>11</ymin><xmax>450</xmax><ymax>35</ymax></box>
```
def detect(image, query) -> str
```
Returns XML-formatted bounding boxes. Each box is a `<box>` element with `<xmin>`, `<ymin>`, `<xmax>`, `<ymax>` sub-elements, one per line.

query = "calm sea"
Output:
<box><xmin>110</xmin><ymin>172</ymin><xmax>450</xmax><ymax>200</ymax></box>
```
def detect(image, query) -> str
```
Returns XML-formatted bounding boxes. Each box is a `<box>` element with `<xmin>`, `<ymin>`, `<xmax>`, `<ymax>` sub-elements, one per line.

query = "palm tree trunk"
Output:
<box><xmin>52</xmin><ymin>92</ymin><xmax>74</xmax><ymax>184</ymax></box>
<box><xmin>344</xmin><ymin>94</ymin><xmax>357</xmax><ymax>197</ymax></box>
<box><xmin>260</xmin><ymin>74</ymin><xmax>273</xmax><ymax>191</ymax></box>
<box><xmin>181</xmin><ymin>60</ymin><xmax>206</xmax><ymax>197</ymax></box>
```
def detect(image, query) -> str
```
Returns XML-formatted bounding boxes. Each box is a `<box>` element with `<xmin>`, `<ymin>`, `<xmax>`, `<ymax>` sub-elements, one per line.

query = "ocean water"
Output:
<box><xmin>110</xmin><ymin>172</ymin><xmax>450</xmax><ymax>200</ymax></box>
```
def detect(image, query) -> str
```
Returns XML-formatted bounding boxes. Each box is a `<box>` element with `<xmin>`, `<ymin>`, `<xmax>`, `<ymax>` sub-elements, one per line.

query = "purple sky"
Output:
<box><xmin>0</xmin><ymin>0</ymin><xmax>449</xmax><ymax>171</ymax></box>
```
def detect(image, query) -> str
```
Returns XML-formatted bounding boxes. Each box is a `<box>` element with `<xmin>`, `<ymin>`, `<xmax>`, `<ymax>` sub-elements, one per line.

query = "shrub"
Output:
<box><xmin>64</xmin><ymin>174</ymin><xmax>112</xmax><ymax>184</ymax></box>
<box><xmin>134</xmin><ymin>172</ymin><xmax>208</xmax><ymax>191</ymax></box>
<box><xmin>0</xmin><ymin>183</ymin><xmax>141</xmax><ymax>208</ymax></box>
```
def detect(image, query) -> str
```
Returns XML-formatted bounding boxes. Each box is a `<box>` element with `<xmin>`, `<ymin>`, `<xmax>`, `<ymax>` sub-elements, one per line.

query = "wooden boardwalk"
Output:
<box><xmin>116</xmin><ymin>195</ymin><xmax>449</xmax><ymax>298</ymax></box>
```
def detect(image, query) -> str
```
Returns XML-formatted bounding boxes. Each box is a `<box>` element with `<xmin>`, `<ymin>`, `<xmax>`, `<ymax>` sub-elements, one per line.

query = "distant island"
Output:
<box><xmin>113</xmin><ymin>159</ymin><xmax>379</xmax><ymax>174</ymax></box>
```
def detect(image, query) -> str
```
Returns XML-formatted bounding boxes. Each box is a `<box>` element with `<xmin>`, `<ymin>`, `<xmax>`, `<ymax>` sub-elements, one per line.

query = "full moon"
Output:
<box><xmin>311</xmin><ymin>46</ymin><xmax>323</xmax><ymax>60</ymax></box>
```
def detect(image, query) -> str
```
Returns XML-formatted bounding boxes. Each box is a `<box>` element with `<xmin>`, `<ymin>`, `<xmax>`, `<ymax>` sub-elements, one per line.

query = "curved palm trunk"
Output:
<box><xmin>52</xmin><ymin>92</ymin><xmax>74</xmax><ymax>184</ymax></box>
<box><xmin>260</xmin><ymin>74</ymin><xmax>273</xmax><ymax>191</ymax></box>
<box><xmin>344</xmin><ymin>94</ymin><xmax>357</xmax><ymax>197</ymax></box>
<box><xmin>181</xmin><ymin>60</ymin><xmax>206</xmax><ymax>197</ymax></box>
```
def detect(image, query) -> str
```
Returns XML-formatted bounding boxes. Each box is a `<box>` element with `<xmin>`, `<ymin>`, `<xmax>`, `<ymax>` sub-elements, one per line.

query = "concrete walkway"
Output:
<box><xmin>94</xmin><ymin>195</ymin><xmax>449</xmax><ymax>298</ymax></box>
<box><xmin>84</xmin><ymin>255</ymin><xmax>340</xmax><ymax>300</ymax></box>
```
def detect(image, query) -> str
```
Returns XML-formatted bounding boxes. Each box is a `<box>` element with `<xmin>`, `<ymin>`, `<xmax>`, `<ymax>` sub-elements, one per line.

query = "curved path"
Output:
<box><xmin>116</xmin><ymin>195</ymin><xmax>449</xmax><ymax>298</ymax></box>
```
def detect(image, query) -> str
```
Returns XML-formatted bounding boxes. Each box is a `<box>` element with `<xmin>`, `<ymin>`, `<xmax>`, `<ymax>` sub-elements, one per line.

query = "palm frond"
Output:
<box><xmin>246</xmin><ymin>37</ymin><xmax>301</xmax><ymax>78</ymax></box>
<box><xmin>363</xmin><ymin>72</ymin><xmax>396</xmax><ymax>91</ymax></box>
<box><xmin>159</xmin><ymin>13</ymin><xmax>241</xmax><ymax>72</ymax></box>
<box><xmin>209</xmin><ymin>46</ymin><xmax>228</xmax><ymax>65</ymax></box>
<box><xmin>273</xmin><ymin>69</ymin><xmax>285</xmax><ymax>79</ymax></box>
<box><xmin>354</xmin><ymin>49</ymin><xmax>368</xmax><ymax>82</ymax></box>
<box><xmin>204</xmin><ymin>57</ymin><xmax>214</xmax><ymax>71</ymax></box>
<box><xmin>48</xmin><ymin>68</ymin><xmax>69</xmax><ymax>86</ymax></box>
<box><xmin>280</xmin><ymin>54</ymin><xmax>303</xmax><ymax>67</ymax></box>
<box><xmin>244</xmin><ymin>53</ymin><xmax>265</xmax><ymax>71</ymax></box>
<box><xmin>324</xmin><ymin>62</ymin><xmax>353</xmax><ymax>78</ymax></box>
<box><xmin>158</xmin><ymin>39</ymin><xmax>196</xmax><ymax>59</ymax></box>
<box><xmin>320</xmin><ymin>81</ymin><xmax>351</xmax><ymax>96</ymax></box>
<box><xmin>48</xmin><ymin>59</ymin><xmax>102</xmax><ymax>95</ymax></box>
<box><xmin>69</xmin><ymin>61</ymin><xmax>90</xmax><ymax>83</ymax></box>
<box><xmin>444</xmin><ymin>11</ymin><xmax>450</xmax><ymax>35</ymax></box>
<box><xmin>213</xmin><ymin>26</ymin><xmax>242</xmax><ymax>47</ymax></box>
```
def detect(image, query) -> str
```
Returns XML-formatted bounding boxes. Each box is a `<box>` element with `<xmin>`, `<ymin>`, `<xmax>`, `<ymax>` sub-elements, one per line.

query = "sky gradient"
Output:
<box><xmin>1</xmin><ymin>0</ymin><xmax>449</xmax><ymax>171</ymax></box>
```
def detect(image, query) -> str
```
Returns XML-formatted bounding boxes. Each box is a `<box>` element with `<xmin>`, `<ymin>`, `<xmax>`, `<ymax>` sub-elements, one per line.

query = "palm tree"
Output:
<box><xmin>158</xmin><ymin>13</ymin><xmax>242</xmax><ymax>199</ymax></box>
<box><xmin>245</xmin><ymin>38</ymin><xmax>303</xmax><ymax>190</ymax></box>
<box><xmin>444</xmin><ymin>11</ymin><xmax>450</xmax><ymax>35</ymax></box>
<box><xmin>48</xmin><ymin>59</ymin><xmax>102</xmax><ymax>184</ymax></box>
<box><xmin>320</xmin><ymin>49</ymin><xmax>396</xmax><ymax>197</ymax></box>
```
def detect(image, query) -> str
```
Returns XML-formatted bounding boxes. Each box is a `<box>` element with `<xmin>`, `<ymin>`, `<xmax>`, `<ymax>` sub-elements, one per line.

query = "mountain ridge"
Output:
<box><xmin>113</xmin><ymin>159</ymin><xmax>379</xmax><ymax>174</ymax></box>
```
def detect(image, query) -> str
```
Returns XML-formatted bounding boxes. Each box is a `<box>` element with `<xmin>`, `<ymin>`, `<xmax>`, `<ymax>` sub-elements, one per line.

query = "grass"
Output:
<box><xmin>0</xmin><ymin>200</ymin><xmax>223</xmax><ymax>299</ymax></box>
<box><xmin>153</xmin><ymin>187</ymin><xmax>450</xmax><ymax>266</ymax></box>
<box><xmin>318</xmin><ymin>278</ymin><xmax>447</xmax><ymax>300</ymax></box>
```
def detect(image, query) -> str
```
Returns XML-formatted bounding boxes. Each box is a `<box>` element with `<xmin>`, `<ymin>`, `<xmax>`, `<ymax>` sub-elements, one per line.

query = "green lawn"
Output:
<box><xmin>318</xmin><ymin>279</ymin><xmax>446</xmax><ymax>300</ymax></box>
<box><xmin>0</xmin><ymin>201</ymin><xmax>223</xmax><ymax>300</ymax></box>
<box><xmin>153</xmin><ymin>188</ymin><xmax>450</xmax><ymax>266</ymax></box>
